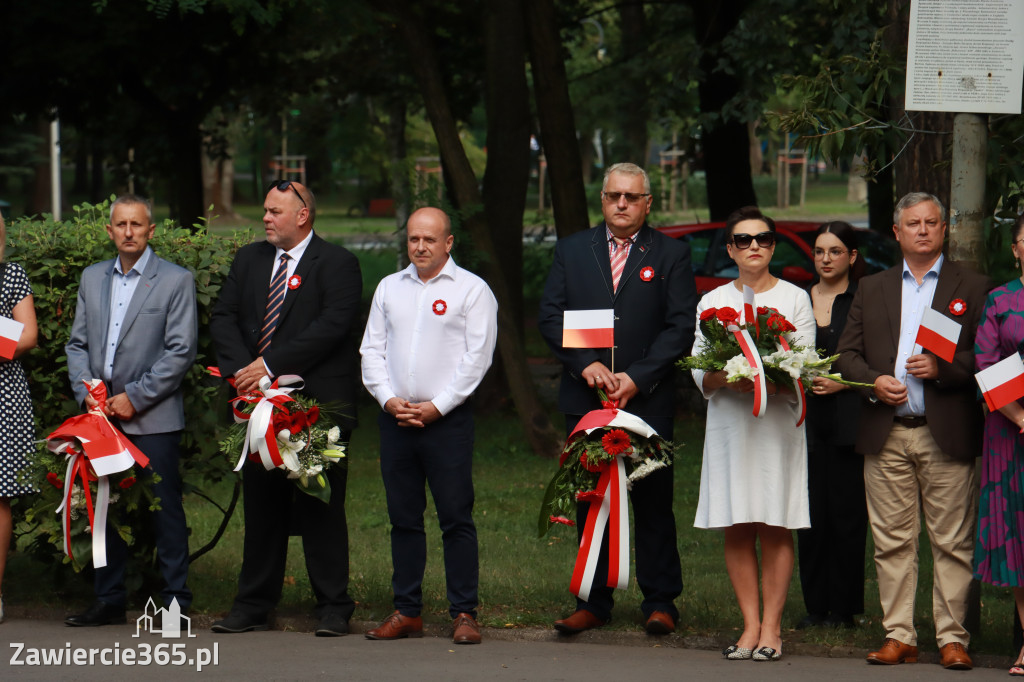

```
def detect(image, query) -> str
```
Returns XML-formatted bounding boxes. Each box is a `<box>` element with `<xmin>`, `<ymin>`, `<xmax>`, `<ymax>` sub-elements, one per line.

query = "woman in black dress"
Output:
<box><xmin>796</xmin><ymin>220</ymin><xmax>868</xmax><ymax>629</ymax></box>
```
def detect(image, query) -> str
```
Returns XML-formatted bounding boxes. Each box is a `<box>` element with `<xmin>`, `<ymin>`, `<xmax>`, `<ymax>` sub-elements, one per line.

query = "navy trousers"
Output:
<box><xmin>95</xmin><ymin>430</ymin><xmax>191</xmax><ymax>609</ymax></box>
<box><xmin>567</xmin><ymin>414</ymin><xmax>682</xmax><ymax>622</ymax></box>
<box><xmin>379</xmin><ymin>403</ymin><xmax>478</xmax><ymax>619</ymax></box>
<box><xmin>232</xmin><ymin>433</ymin><xmax>354</xmax><ymax>620</ymax></box>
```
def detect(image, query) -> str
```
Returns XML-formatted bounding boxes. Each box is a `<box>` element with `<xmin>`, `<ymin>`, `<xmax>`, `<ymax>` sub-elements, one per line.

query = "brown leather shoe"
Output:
<box><xmin>365</xmin><ymin>611</ymin><xmax>423</xmax><ymax>640</ymax></box>
<box><xmin>553</xmin><ymin>609</ymin><xmax>607</xmax><ymax>634</ymax></box>
<box><xmin>866</xmin><ymin>638</ymin><xmax>918</xmax><ymax>665</ymax></box>
<box><xmin>939</xmin><ymin>642</ymin><xmax>973</xmax><ymax>670</ymax></box>
<box><xmin>644</xmin><ymin>611</ymin><xmax>675</xmax><ymax>635</ymax></box>
<box><xmin>452</xmin><ymin>613</ymin><xmax>481</xmax><ymax>644</ymax></box>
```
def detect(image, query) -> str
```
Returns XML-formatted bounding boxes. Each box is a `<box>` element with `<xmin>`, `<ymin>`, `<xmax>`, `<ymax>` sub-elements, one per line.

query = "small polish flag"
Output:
<box><xmin>0</xmin><ymin>315</ymin><xmax>24</xmax><ymax>361</ymax></box>
<box><xmin>915</xmin><ymin>307</ymin><xmax>961</xmax><ymax>363</ymax></box>
<box><xmin>563</xmin><ymin>309</ymin><xmax>614</xmax><ymax>349</ymax></box>
<box><xmin>976</xmin><ymin>353</ymin><xmax>1024</xmax><ymax>412</ymax></box>
<box><xmin>82</xmin><ymin>437</ymin><xmax>136</xmax><ymax>477</ymax></box>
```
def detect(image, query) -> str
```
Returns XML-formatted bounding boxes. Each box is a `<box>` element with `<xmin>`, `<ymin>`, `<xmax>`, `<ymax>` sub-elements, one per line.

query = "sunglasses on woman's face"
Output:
<box><xmin>731</xmin><ymin>232</ymin><xmax>775</xmax><ymax>249</ymax></box>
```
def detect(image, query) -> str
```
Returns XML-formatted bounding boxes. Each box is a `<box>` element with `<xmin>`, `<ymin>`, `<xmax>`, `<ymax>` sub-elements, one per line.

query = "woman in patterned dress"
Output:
<box><xmin>974</xmin><ymin>213</ymin><xmax>1024</xmax><ymax>674</ymax></box>
<box><xmin>0</xmin><ymin>213</ymin><xmax>38</xmax><ymax>624</ymax></box>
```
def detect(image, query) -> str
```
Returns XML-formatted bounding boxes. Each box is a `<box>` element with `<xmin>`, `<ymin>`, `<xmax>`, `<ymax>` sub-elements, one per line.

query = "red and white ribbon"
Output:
<box><xmin>228</xmin><ymin>374</ymin><xmax>305</xmax><ymax>472</ymax></box>
<box><xmin>777</xmin><ymin>337</ymin><xmax>806</xmax><ymax>426</ymax></box>
<box><xmin>562</xmin><ymin>405</ymin><xmax>658</xmax><ymax>602</ymax></box>
<box><xmin>47</xmin><ymin>380</ymin><xmax>149</xmax><ymax>568</ymax></box>
<box><xmin>727</xmin><ymin>323</ymin><xmax>767</xmax><ymax>418</ymax></box>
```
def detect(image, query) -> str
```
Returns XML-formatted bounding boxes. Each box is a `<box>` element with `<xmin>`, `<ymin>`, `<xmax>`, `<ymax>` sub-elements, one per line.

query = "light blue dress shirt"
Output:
<box><xmin>895</xmin><ymin>254</ymin><xmax>943</xmax><ymax>417</ymax></box>
<box><xmin>103</xmin><ymin>246</ymin><xmax>152</xmax><ymax>382</ymax></box>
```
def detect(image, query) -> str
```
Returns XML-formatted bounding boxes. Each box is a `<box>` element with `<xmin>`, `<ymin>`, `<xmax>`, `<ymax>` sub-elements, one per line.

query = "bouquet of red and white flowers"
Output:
<box><xmin>538</xmin><ymin>392</ymin><xmax>675</xmax><ymax>601</ymax></box>
<box><xmin>215</xmin><ymin>373</ymin><xmax>347</xmax><ymax>504</ymax></box>
<box><xmin>680</xmin><ymin>304</ymin><xmax>870</xmax><ymax>394</ymax></box>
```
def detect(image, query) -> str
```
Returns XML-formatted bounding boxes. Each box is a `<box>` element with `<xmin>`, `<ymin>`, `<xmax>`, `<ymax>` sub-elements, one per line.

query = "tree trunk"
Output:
<box><xmin>28</xmin><ymin>117</ymin><xmax>51</xmax><ymax>216</ymax></box>
<box><xmin>383</xmin><ymin>0</ymin><xmax>561</xmax><ymax>456</ymax></box>
<box><xmin>167</xmin><ymin>114</ymin><xmax>205</xmax><ymax>230</ymax></box>
<box><xmin>483</xmin><ymin>0</ymin><xmax>530</xmax><ymax>336</ymax></box>
<box><xmin>202</xmin><ymin>137</ymin><xmax>242</xmax><ymax>222</ymax></box>
<box><xmin>886</xmin><ymin>0</ymin><xmax>952</xmax><ymax>207</ymax></box>
<box><xmin>384</xmin><ymin>95</ymin><xmax>411</xmax><ymax>271</ymax></box>
<box><xmin>618</xmin><ymin>2</ymin><xmax>649</xmax><ymax>166</ymax></box>
<box><xmin>524</xmin><ymin>0</ymin><xmax>590</xmax><ymax>238</ymax></box>
<box><xmin>692</xmin><ymin>0</ymin><xmax>757</xmax><ymax>220</ymax></box>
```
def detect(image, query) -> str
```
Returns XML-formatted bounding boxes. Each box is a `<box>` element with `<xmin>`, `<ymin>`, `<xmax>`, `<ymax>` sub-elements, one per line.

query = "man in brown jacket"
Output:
<box><xmin>837</xmin><ymin>192</ymin><xmax>991</xmax><ymax>670</ymax></box>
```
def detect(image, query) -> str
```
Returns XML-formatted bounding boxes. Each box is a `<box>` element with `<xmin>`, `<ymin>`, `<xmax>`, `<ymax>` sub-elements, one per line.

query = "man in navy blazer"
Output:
<box><xmin>65</xmin><ymin>194</ymin><xmax>197</xmax><ymax>626</ymax></box>
<box><xmin>538</xmin><ymin>162</ymin><xmax>697</xmax><ymax>634</ymax></box>
<box><xmin>210</xmin><ymin>181</ymin><xmax>362</xmax><ymax>637</ymax></box>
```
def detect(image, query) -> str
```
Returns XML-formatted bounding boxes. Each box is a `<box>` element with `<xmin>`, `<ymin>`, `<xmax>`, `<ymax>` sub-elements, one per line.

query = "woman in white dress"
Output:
<box><xmin>690</xmin><ymin>206</ymin><xmax>814</xmax><ymax>662</ymax></box>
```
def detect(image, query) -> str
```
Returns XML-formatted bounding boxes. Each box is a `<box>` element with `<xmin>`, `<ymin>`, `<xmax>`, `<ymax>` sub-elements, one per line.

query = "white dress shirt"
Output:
<box><xmin>103</xmin><ymin>246</ymin><xmax>153</xmax><ymax>382</ymax></box>
<box><xmin>360</xmin><ymin>257</ymin><xmax>498</xmax><ymax>416</ymax></box>
<box><xmin>895</xmin><ymin>254</ymin><xmax>942</xmax><ymax>417</ymax></box>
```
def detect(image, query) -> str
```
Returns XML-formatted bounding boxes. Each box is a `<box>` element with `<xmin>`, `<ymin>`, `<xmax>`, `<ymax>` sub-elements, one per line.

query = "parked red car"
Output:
<box><xmin>655</xmin><ymin>220</ymin><xmax>899</xmax><ymax>297</ymax></box>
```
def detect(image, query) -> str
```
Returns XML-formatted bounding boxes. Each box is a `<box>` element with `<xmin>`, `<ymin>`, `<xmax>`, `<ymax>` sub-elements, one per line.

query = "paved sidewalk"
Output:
<box><xmin>0</xmin><ymin>616</ymin><xmax>1013</xmax><ymax>680</ymax></box>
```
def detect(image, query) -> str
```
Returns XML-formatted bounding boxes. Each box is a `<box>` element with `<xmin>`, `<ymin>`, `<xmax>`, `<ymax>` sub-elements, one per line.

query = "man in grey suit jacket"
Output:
<box><xmin>64</xmin><ymin>195</ymin><xmax>197</xmax><ymax>627</ymax></box>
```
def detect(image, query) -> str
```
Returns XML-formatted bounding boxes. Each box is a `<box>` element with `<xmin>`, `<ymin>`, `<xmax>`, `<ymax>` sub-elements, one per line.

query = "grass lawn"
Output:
<box><xmin>7</xmin><ymin>399</ymin><xmax>1018</xmax><ymax>656</ymax></box>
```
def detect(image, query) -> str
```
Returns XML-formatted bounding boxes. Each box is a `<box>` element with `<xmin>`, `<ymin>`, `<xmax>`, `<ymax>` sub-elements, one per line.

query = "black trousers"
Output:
<box><xmin>379</xmin><ymin>403</ymin><xmax>478</xmax><ymax>619</ymax></box>
<box><xmin>796</xmin><ymin>432</ymin><xmax>868</xmax><ymax>618</ymax></box>
<box><xmin>566</xmin><ymin>414</ymin><xmax>682</xmax><ymax>622</ymax></box>
<box><xmin>96</xmin><ymin>430</ymin><xmax>191</xmax><ymax>609</ymax></box>
<box><xmin>231</xmin><ymin>432</ymin><xmax>354</xmax><ymax>620</ymax></box>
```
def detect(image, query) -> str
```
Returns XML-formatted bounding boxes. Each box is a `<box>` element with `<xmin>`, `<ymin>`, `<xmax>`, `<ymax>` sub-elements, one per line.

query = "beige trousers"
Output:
<box><xmin>864</xmin><ymin>423</ymin><xmax>977</xmax><ymax>648</ymax></box>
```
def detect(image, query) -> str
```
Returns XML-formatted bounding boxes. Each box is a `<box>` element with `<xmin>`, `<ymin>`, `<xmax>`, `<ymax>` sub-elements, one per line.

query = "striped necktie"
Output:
<box><xmin>609</xmin><ymin>236</ymin><xmax>631</xmax><ymax>292</ymax></box>
<box><xmin>258</xmin><ymin>254</ymin><xmax>290</xmax><ymax>354</ymax></box>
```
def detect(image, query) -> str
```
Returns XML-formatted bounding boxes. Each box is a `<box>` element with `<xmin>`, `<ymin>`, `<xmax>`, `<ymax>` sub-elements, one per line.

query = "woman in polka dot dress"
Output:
<box><xmin>0</xmin><ymin>214</ymin><xmax>38</xmax><ymax>624</ymax></box>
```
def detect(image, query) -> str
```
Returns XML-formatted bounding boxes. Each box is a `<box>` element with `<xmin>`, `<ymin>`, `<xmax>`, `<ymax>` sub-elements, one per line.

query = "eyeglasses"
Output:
<box><xmin>731</xmin><ymin>232</ymin><xmax>775</xmax><ymax>249</ymax></box>
<box><xmin>813</xmin><ymin>247</ymin><xmax>849</xmax><ymax>259</ymax></box>
<box><xmin>267</xmin><ymin>180</ymin><xmax>306</xmax><ymax>207</ymax></box>
<box><xmin>602</xmin><ymin>191</ymin><xmax>651</xmax><ymax>204</ymax></box>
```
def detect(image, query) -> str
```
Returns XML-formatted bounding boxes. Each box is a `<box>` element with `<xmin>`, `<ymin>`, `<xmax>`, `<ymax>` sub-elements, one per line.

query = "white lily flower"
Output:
<box><xmin>277</xmin><ymin>429</ymin><xmax>305</xmax><ymax>473</ymax></box>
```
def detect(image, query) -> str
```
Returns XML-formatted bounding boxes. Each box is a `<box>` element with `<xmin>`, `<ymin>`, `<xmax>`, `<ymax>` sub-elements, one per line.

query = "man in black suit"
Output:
<box><xmin>538</xmin><ymin>162</ymin><xmax>697</xmax><ymax>634</ymax></box>
<box><xmin>209</xmin><ymin>181</ymin><xmax>362</xmax><ymax>637</ymax></box>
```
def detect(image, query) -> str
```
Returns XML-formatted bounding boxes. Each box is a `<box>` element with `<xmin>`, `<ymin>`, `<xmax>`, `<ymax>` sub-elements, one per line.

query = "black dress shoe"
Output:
<box><xmin>314</xmin><ymin>613</ymin><xmax>349</xmax><ymax>637</ymax></box>
<box><xmin>65</xmin><ymin>601</ymin><xmax>126</xmax><ymax>627</ymax></box>
<box><xmin>822</xmin><ymin>614</ymin><xmax>856</xmax><ymax>629</ymax></box>
<box><xmin>210</xmin><ymin>612</ymin><xmax>270</xmax><ymax>633</ymax></box>
<box><xmin>795</xmin><ymin>613</ymin><xmax>826</xmax><ymax>630</ymax></box>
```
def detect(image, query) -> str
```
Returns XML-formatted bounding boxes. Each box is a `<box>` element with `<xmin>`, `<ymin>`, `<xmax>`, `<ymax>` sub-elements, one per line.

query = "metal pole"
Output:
<box><xmin>50</xmin><ymin>114</ymin><xmax>61</xmax><ymax>220</ymax></box>
<box><xmin>949</xmin><ymin>113</ymin><xmax>987</xmax><ymax>270</ymax></box>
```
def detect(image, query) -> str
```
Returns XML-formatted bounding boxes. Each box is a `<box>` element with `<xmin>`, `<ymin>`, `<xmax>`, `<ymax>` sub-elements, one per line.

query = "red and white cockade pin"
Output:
<box><xmin>288</xmin><ymin>275</ymin><xmax>302</xmax><ymax>290</ymax></box>
<box><xmin>640</xmin><ymin>266</ymin><xmax>655</xmax><ymax>282</ymax></box>
<box><xmin>432</xmin><ymin>299</ymin><xmax>447</xmax><ymax>315</ymax></box>
<box><xmin>949</xmin><ymin>298</ymin><xmax>966</xmax><ymax>316</ymax></box>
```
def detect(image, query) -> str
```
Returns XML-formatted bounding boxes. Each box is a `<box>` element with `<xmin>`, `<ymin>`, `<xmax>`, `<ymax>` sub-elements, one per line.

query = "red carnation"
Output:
<box><xmin>119</xmin><ymin>477</ymin><xmax>137</xmax><ymax>489</ymax></box>
<box><xmin>757</xmin><ymin>306</ymin><xmax>770</xmax><ymax>316</ymax></box>
<box><xmin>601</xmin><ymin>429</ymin><xmax>631</xmax><ymax>456</ymax></box>
<box><xmin>549</xmin><ymin>515</ymin><xmax>576</xmax><ymax>527</ymax></box>
<box><xmin>46</xmin><ymin>472</ymin><xmax>63</xmax><ymax>489</ymax></box>
<box><xmin>699</xmin><ymin>307</ymin><xmax>718</xmax><ymax>321</ymax></box>
<box><xmin>575</xmin><ymin>490</ymin><xmax>604</xmax><ymax>502</ymax></box>
<box><xmin>716</xmin><ymin>307</ymin><xmax>740</xmax><ymax>325</ymax></box>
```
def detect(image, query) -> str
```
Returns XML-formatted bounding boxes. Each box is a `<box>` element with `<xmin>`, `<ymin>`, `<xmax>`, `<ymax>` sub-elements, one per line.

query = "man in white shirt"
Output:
<box><xmin>360</xmin><ymin>207</ymin><xmax>498</xmax><ymax>645</ymax></box>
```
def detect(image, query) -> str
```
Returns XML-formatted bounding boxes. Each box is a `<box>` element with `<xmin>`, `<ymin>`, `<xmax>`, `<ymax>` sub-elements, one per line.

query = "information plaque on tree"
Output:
<box><xmin>905</xmin><ymin>0</ymin><xmax>1024</xmax><ymax>114</ymax></box>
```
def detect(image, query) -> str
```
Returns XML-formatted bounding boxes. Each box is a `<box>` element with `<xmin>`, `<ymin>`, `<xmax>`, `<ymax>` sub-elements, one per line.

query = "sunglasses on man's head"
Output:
<box><xmin>731</xmin><ymin>232</ymin><xmax>775</xmax><ymax>249</ymax></box>
<box><xmin>267</xmin><ymin>180</ymin><xmax>306</xmax><ymax>207</ymax></box>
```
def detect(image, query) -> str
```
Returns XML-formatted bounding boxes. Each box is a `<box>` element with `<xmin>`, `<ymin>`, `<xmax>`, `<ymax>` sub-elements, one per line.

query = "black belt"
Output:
<box><xmin>894</xmin><ymin>415</ymin><xmax>927</xmax><ymax>428</ymax></box>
